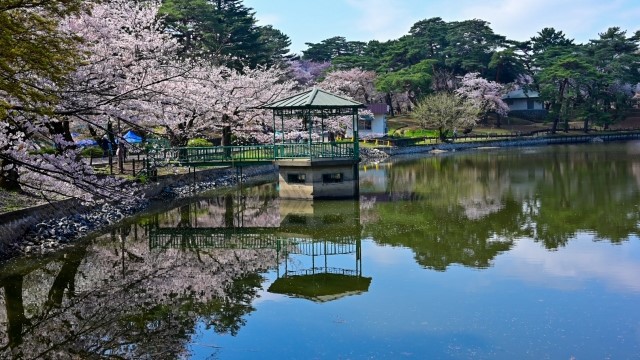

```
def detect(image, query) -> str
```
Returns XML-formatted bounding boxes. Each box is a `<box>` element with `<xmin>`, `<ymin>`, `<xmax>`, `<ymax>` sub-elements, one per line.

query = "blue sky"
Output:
<box><xmin>244</xmin><ymin>0</ymin><xmax>640</xmax><ymax>55</ymax></box>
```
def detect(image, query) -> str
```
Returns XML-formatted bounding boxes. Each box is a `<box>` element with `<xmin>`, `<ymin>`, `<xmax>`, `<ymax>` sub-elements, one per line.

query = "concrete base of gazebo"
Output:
<box><xmin>276</xmin><ymin>158</ymin><xmax>359</xmax><ymax>199</ymax></box>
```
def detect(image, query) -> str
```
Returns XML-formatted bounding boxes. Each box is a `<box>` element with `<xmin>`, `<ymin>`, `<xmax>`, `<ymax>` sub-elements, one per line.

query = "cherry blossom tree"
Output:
<box><xmin>312</xmin><ymin>69</ymin><xmax>378</xmax><ymax>139</ymax></box>
<box><xmin>288</xmin><ymin>60</ymin><xmax>331</xmax><ymax>87</ymax></box>
<box><xmin>0</xmin><ymin>192</ymin><xmax>298</xmax><ymax>358</ymax></box>
<box><xmin>455</xmin><ymin>72</ymin><xmax>510</xmax><ymax>126</ymax></box>
<box><xmin>319</xmin><ymin>68</ymin><xmax>383</xmax><ymax>104</ymax></box>
<box><xmin>0</xmin><ymin>0</ymin><xmax>297</xmax><ymax>202</ymax></box>
<box><xmin>0</xmin><ymin>0</ymin><xmax>185</xmax><ymax>201</ymax></box>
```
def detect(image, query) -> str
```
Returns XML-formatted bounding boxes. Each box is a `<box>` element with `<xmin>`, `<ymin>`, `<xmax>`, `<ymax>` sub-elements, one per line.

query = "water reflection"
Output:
<box><xmin>0</xmin><ymin>187</ymin><xmax>369</xmax><ymax>358</ymax></box>
<box><xmin>149</xmin><ymin>195</ymin><xmax>370</xmax><ymax>303</ymax></box>
<box><xmin>1</xmin><ymin>143</ymin><xmax>640</xmax><ymax>358</ymax></box>
<box><xmin>360</xmin><ymin>144</ymin><xmax>640</xmax><ymax>271</ymax></box>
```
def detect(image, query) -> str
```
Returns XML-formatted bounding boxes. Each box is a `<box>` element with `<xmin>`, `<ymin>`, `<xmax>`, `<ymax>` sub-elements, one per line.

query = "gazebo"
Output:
<box><xmin>268</xmin><ymin>200</ymin><xmax>370</xmax><ymax>302</ymax></box>
<box><xmin>261</xmin><ymin>87</ymin><xmax>365</xmax><ymax>158</ymax></box>
<box><xmin>260</xmin><ymin>88</ymin><xmax>366</xmax><ymax>199</ymax></box>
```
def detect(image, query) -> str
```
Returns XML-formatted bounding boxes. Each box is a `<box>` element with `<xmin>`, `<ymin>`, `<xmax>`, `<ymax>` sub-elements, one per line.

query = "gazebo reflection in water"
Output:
<box><xmin>147</xmin><ymin>194</ymin><xmax>371</xmax><ymax>302</ymax></box>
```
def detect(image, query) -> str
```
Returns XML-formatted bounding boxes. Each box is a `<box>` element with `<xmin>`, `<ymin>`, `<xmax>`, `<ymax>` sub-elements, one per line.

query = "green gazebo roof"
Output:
<box><xmin>268</xmin><ymin>273</ymin><xmax>372</xmax><ymax>302</ymax></box>
<box><xmin>261</xmin><ymin>87</ymin><xmax>365</xmax><ymax>110</ymax></box>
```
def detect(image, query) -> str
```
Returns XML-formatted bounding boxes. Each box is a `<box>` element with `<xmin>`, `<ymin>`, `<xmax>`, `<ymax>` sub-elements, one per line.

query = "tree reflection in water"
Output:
<box><xmin>360</xmin><ymin>144</ymin><xmax>640</xmax><ymax>269</ymax></box>
<box><xmin>0</xmin><ymin>186</ymin><xmax>283</xmax><ymax>359</ymax></box>
<box><xmin>2</xmin><ymin>144</ymin><xmax>640</xmax><ymax>358</ymax></box>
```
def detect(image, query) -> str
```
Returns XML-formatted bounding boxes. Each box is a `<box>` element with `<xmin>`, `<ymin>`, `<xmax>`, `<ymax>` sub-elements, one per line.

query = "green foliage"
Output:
<box><xmin>376</xmin><ymin>59</ymin><xmax>438</xmax><ymax>104</ymax></box>
<box><xmin>80</xmin><ymin>147</ymin><xmax>104</xmax><ymax>157</ymax></box>
<box><xmin>393</xmin><ymin>128</ymin><xmax>437</xmax><ymax>138</ymax></box>
<box><xmin>186</xmin><ymin>138</ymin><xmax>213</xmax><ymax>147</ymax></box>
<box><xmin>413</xmin><ymin>92</ymin><xmax>479</xmax><ymax>141</ymax></box>
<box><xmin>30</xmin><ymin>147</ymin><xmax>57</xmax><ymax>155</ymax></box>
<box><xmin>304</xmin><ymin>17</ymin><xmax>507</xmax><ymax>80</ymax></box>
<box><xmin>159</xmin><ymin>0</ymin><xmax>290</xmax><ymax>69</ymax></box>
<box><xmin>534</xmin><ymin>26</ymin><xmax>640</xmax><ymax>132</ymax></box>
<box><xmin>488</xmin><ymin>47</ymin><xmax>525</xmax><ymax>83</ymax></box>
<box><xmin>302</xmin><ymin>36</ymin><xmax>366</xmax><ymax>62</ymax></box>
<box><xmin>0</xmin><ymin>0</ymin><xmax>84</xmax><ymax>119</ymax></box>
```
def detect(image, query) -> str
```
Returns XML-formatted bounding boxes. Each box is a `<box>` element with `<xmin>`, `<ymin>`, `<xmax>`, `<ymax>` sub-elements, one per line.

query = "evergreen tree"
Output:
<box><xmin>159</xmin><ymin>0</ymin><xmax>289</xmax><ymax>69</ymax></box>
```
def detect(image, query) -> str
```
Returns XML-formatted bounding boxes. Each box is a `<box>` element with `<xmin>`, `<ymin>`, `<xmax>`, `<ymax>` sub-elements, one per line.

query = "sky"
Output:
<box><xmin>243</xmin><ymin>0</ymin><xmax>640</xmax><ymax>55</ymax></box>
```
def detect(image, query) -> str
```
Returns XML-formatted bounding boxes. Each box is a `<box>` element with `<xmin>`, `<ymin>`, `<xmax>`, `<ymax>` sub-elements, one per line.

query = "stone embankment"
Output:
<box><xmin>381</xmin><ymin>132</ymin><xmax>639</xmax><ymax>157</ymax></box>
<box><xmin>0</xmin><ymin>165</ymin><xmax>276</xmax><ymax>259</ymax></box>
<box><xmin>359</xmin><ymin>148</ymin><xmax>390</xmax><ymax>164</ymax></box>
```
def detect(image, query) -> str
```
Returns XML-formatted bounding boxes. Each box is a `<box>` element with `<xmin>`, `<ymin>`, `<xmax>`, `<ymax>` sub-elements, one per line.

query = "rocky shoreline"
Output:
<box><xmin>359</xmin><ymin>147</ymin><xmax>390</xmax><ymax>163</ymax></box>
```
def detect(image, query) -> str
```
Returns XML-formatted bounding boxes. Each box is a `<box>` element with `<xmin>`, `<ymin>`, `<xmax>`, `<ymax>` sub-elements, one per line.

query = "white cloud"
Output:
<box><xmin>366</xmin><ymin>241</ymin><xmax>412</xmax><ymax>265</ymax></box>
<box><xmin>458</xmin><ymin>0</ymin><xmax>640</xmax><ymax>43</ymax></box>
<box><xmin>345</xmin><ymin>0</ymin><xmax>414</xmax><ymax>41</ymax></box>
<box><xmin>254</xmin><ymin>13</ymin><xmax>281</xmax><ymax>27</ymax></box>
<box><xmin>503</xmin><ymin>235</ymin><xmax>640</xmax><ymax>293</ymax></box>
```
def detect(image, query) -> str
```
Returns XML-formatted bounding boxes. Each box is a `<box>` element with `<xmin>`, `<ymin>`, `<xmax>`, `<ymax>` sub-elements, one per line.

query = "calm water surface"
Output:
<box><xmin>1</xmin><ymin>143</ymin><xmax>640</xmax><ymax>359</ymax></box>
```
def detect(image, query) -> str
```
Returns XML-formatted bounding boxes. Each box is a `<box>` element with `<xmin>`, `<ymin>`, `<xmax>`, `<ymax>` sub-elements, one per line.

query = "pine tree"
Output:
<box><xmin>159</xmin><ymin>0</ymin><xmax>290</xmax><ymax>69</ymax></box>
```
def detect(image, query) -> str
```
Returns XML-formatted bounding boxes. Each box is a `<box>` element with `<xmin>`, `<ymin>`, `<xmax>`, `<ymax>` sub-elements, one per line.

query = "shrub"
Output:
<box><xmin>34</xmin><ymin>147</ymin><xmax>57</xmax><ymax>155</ymax></box>
<box><xmin>81</xmin><ymin>147</ymin><xmax>104</xmax><ymax>157</ymax></box>
<box><xmin>187</xmin><ymin>138</ymin><xmax>213</xmax><ymax>147</ymax></box>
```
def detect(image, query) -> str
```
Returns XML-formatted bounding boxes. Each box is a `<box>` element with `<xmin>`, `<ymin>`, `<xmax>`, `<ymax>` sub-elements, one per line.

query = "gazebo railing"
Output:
<box><xmin>148</xmin><ymin>142</ymin><xmax>355</xmax><ymax>165</ymax></box>
<box><xmin>274</xmin><ymin>142</ymin><xmax>354</xmax><ymax>159</ymax></box>
<box><xmin>285</xmin><ymin>267</ymin><xmax>359</xmax><ymax>277</ymax></box>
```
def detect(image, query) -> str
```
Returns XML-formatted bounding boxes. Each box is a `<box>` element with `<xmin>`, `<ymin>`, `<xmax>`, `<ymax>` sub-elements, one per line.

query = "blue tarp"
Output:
<box><xmin>76</xmin><ymin>139</ymin><xmax>98</xmax><ymax>147</ymax></box>
<box><xmin>123</xmin><ymin>130</ymin><xmax>142</xmax><ymax>143</ymax></box>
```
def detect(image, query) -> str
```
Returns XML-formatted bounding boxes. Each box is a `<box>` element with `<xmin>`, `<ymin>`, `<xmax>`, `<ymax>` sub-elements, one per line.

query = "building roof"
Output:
<box><xmin>503</xmin><ymin>88</ymin><xmax>540</xmax><ymax>99</ymax></box>
<box><xmin>261</xmin><ymin>87</ymin><xmax>365</xmax><ymax>109</ymax></box>
<box><xmin>367</xmin><ymin>103</ymin><xmax>388</xmax><ymax>114</ymax></box>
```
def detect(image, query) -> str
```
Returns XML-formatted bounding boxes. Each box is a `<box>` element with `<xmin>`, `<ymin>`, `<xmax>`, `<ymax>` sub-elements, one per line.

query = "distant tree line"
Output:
<box><xmin>299</xmin><ymin>18</ymin><xmax>640</xmax><ymax>133</ymax></box>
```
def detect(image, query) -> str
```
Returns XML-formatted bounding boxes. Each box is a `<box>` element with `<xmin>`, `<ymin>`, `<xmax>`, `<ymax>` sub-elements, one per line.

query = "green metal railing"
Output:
<box><xmin>148</xmin><ymin>142</ymin><xmax>355</xmax><ymax>166</ymax></box>
<box><xmin>148</xmin><ymin>228</ymin><xmax>359</xmax><ymax>252</ymax></box>
<box><xmin>273</xmin><ymin>142</ymin><xmax>354</xmax><ymax>159</ymax></box>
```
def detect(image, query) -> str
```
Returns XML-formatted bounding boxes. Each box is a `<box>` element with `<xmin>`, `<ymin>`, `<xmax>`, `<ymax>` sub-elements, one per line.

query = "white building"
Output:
<box><xmin>347</xmin><ymin>103</ymin><xmax>388</xmax><ymax>138</ymax></box>
<box><xmin>502</xmin><ymin>89</ymin><xmax>547</xmax><ymax>120</ymax></box>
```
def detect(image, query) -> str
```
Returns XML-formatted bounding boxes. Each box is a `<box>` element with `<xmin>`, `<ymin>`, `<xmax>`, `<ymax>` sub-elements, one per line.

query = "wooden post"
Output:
<box><xmin>132</xmin><ymin>159</ymin><xmax>136</xmax><ymax>176</ymax></box>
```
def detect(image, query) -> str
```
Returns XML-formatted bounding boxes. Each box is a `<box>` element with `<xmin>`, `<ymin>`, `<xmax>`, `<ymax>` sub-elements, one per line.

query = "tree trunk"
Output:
<box><xmin>583</xmin><ymin>106</ymin><xmax>591</xmax><ymax>133</ymax></box>
<box><xmin>563</xmin><ymin>101</ymin><xmax>570</xmax><ymax>133</ymax></box>
<box><xmin>551</xmin><ymin>79</ymin><xmax>568</xmax><ymax>134</ymax></box>
<box><xmin>583</xmin><ymin>118</ymin><xmax>589</xmax><ymax>133</ymax></box>
<box><xmin>87</xmin><ymin>125</ymin><xmax>101</xmax><ymax>144</ymax></box>
<box><xmin>46</xmin><ymin>246</ymin><xmax>87</xmax><ymax>309</ymax></box>
<box><xmin>222</xmin><ymin>125</ymin><xmax>232</xmax><ymax>159</ymax></box>
<box><xmin>224</xmin><ymin>193</ymin><xmax>234</xmax><ymax>228</ymax></box>
<box><xmin>107</xmin><ymin>121</ymin><xmax>115</xmax><ymax>150</ymax></box>
<box><xmin>551</xmin><ymin>103</ymin><xmax>560</xmax><ymax>134</ymax></box>
<box><xmin>385</xmin><ymin>93</ymin><xmax>395</xmax><ymax>117</ymax></box>
<box><xmin>4</xmin><ymin>275</ymin><xmax>27</xmax><ymax>348</ymax></box>
<box><xmin>46</xmin><ymin>120</ymin><xmax>75</xmax><ymax>153</ymax></box>
<box><xmin>117</xmin><ymin>142</ymin><xmax>125</xmax><ymax>173</ymax></box>
<box><xmin>177</xmin><ymin>204</ymin><xmax>192</xmax><ymax>228</ymax></box>
<box><xmin>407</xmin><ymin>90</ymin><xmax>418</xmax><ymax>107</ymax></box>
<box><xmin>0</xmin><ymin>159</ymin><xmax>21</xmax><ymax>192</ymax></box>
<box><xmin>438</xmin><ymin>127</ymin><xmax>448</xmax><ymax>142</ymax></box>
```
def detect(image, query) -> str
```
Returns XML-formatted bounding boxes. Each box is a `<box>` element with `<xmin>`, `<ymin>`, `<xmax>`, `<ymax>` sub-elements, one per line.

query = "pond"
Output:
<box><xmin>1</xmin><ymin>142</ymin><xmax>640</xmax><ymax>359</ymax></box>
